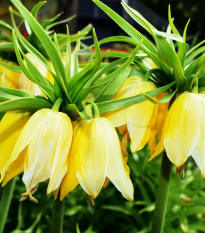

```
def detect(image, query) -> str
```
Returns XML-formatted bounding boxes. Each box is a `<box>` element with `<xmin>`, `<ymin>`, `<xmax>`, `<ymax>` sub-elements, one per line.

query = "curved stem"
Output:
<box><xmin>0</xmin><ymin>178</ymin><xmax>16</xmax><ymax>233</ymax></box>
<box><xmin>50</xmin><ymin>196</ymin><xmax>64</xmax><ymax>233</ymax></box>
<box><xmin>151</xmin><ymin>152</ymin><xmax>172</xmax><ymax>233</ymax></box>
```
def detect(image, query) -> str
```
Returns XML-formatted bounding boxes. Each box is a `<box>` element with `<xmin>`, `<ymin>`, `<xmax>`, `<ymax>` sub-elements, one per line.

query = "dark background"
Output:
<box><xmin>0</xmin><ymin>0</ymin><xmax>204</xmax><ymax>44</ymax></box>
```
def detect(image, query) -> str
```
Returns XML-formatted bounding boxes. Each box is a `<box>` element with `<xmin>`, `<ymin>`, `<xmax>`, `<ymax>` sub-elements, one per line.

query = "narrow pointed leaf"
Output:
<box><xmin>0</xmin><ymin>98</ymin><xmax>52</xmax><ymax>113</ymax></box>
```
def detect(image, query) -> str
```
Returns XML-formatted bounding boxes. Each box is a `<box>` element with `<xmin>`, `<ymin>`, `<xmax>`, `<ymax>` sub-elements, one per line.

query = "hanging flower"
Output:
<box><xmin>103</xmin><ymin>76</ymin><xmax>158</xmax><ymax>153</ymax></box>
<box><xmin>1</xmin><ymin>108</ymin><xmax>73</xmax><ymax>201</ymax></box>
<box><xmin>150</xmin><ymin>92</ymin><xmax>205</xmax><ymax>176</ymax></box>
<box><xmin>60</xmin><ymin>117</ymin><xmax>134</xmax><ymax>201</ymax></box>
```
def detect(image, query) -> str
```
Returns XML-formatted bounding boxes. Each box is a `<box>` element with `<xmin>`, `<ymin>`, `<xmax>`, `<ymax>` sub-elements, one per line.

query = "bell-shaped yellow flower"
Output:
<box><xmin>0</xmin><ymin>59</ymin><xmax>20</xmax><ymax>89</ymax></box>
<box><xmin>0</xmin><ymin>111</ymin><xmax>31</xmax><ymax>183</ymax></box>
<box><xmin>60</xmin><ymin>117</ymin><xmax>134</xmax><ymax>201</ymax></box>
<box><xmin>18</xmin><ymin>53</ymin><xmax>53</xmax><ymax>95</ymax></box>
<box><xmin>151</xmin><ymin>92</ymin><xmax>205</xmax><ymax>176</ymax></box>
<box><xmin>1</xmin><ymin>109</ymin><xmax>72</xmax><ymax>198</ymax></box>
<box><xmin>103</xmin><ymin>76</ymin><xmax>158</xmax><ymax>153</ymax></box>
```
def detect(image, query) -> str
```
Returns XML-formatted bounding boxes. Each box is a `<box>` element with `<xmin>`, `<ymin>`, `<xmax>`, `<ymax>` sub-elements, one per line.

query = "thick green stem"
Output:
<box><xmin>50</xmin><ymin>197</ymin><xmax>64</xmax><ymax>233</ymax></box>
<box><xmin>0</xmin><ymin>178</ymin><xmax>16</xmax><ymax>233</ymax></box>
<box><xmin>151</xmin><ymin>153</ymin><xmax>172</xmax><ymax>233</ymax></box>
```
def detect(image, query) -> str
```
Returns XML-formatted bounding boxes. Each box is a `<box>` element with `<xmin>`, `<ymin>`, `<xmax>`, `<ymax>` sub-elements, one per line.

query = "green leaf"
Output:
<box><xmin>95</xmin><ymin>43</ymin><xmax>142</xmax><ymax>102</ymax></box>
<box><xmin>31</xmin><ymin>1</ymin><xmax>47</xmax><ymax>18</ymax></box>
<box><xmin>185</xmin><ymin>45</ymin><xmax>205</xmax><ymax>66</ymax></box>
<box><xmin>0</xmin><ymin>61</ymin><xmax>21</xmax><ymax>73</ymax></box>
<box><xmin>154</xmin><ymin>34</ymin><xmax>186</xmax><ymax>88</ymax></box>
<box><xmin>0</xmin><ymin>98</ymin><xmax>52</xmax><ymax>113</ymax></box>
<box><xmin>121</xmin><ymin>0</ymin><xmax>156</xmax><ymax>37</ymax></box>
<box><xmin>183</xmin><ymin>19</ymin><xmax>190</xmax><ymax>42</ymax></box>
<box><xmin>45</xmin><ymin>15</ymin><xmax>76</xmax><ymax>31</ymax></box>
<box><xmin>11</xmin><ymin>0</ymin><xmax>70</xmax><ymax>101</ymax></box>
<box><xmin>0</xmin><ymin>20</ymin><xmax>13</xmax><ymax>32</ymax></box>
<box><xmin>92</xmin><ymin>0</ymin><xmax>156</xmax><ymax>55</ymax></box>
<box><xmin>0</xmin><ymin>86</ymin><xmax>33</xmax><ymax>101</ymax></box>
<box><xmin>152</xmin><ymin>30</ymin><xmax>184</xmax><ymax>43</ymax></box>
<box><xmin>0</xmin><ymin>42</ymin><xmax>14</xmax><ymax>51</ymax></box>
<box><xmin>41</xmin><ymin>12</ymin><xmax>63</xmax><ymax>29</ymax></box>
<box><xmin>63</xmin><ymin>104</ymin><xmax>82</xmax><ymax>120</ymax></box>
<box><xmin>177</xmin><ymin>43</ymin><xmax>189</xmax><ymax>69</ymax></box>
<box><xmin>168</xmin><ymin>5</ymin><xmax>180</xmax><ymax>36</ymax></box>
<box><xmin>186</xmin><ymin>40</ymin><xmax>205</xmax><ymax>57</ymax></box>
<box><xmin>97</xmin><ymin>82</ymin><xmax>175</xmax><ymax>114</ymax></box>
<box><xmin>70</xmin><ymin>29</ymin><xmax>101</xmax><ymax>103</ymax></box>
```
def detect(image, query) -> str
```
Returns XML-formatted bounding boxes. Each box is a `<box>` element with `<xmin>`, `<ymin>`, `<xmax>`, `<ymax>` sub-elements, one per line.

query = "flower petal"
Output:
<box><xmin>192</xmin><ymin>94</ymin><xmax>205</xmax><ymax>176</ymax></box>
<box><xmin>105</xmin><ymin>119</ymin><xmax>134</xmax><ymax>201</ymax></box>
<box><xmin>0</xmin><ymin>111</ymin><xmax>30</xmax><ymax>181</ymax></box>
<box><xmin>2</xmin><ymin>148</ymin><xmax>27</xmax><ymax>186</ymax></box>
<box><xmin>163</xmin><ymin>93</ymin><xmax>201</xmax><ymax>167</ymax></box>
<box><xmin>22</xmin><ymin>114</ymin><xmax>60</xmax><ymax>193</ymax></box>
<box><xmin>75</xmin><ymin>119</ymin><xmax>108</xmax><ymax>198</ymax></box>
<box><xmin>47</xmin><ymin>112</ymin><xmax>72</xmax><ymax>194</ymax></box>
<box><xmin>127</xmin><ymin>99</ymin><xmax>158</xmax><ymax>153</ymax></box>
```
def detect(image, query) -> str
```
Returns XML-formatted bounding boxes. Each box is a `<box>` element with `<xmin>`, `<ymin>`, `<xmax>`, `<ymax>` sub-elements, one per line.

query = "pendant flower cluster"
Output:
<box><xmin>0</xmin><ymin>107</ymin><xmax>134</xmax><ymax>202</ymax></box>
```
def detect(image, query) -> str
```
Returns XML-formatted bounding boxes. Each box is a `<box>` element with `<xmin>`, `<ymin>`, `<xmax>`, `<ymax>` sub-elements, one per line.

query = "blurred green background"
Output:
<box><xmin>0</xmin><ymin>0</ymin><xmax>205</xmax><ymax>232</ymax></box>
<box><xmin>1</xmin><ymin>146</ymin><xmax>205</xmax><ymax>233</ymax></box>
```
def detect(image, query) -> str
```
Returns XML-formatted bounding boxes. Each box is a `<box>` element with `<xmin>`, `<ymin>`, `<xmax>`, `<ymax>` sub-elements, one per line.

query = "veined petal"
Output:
<box><xmin>75</xmin><ymin>119</ymin><xmax>108</xmax><ymax>198</ymax></box>
<box><xmin>0</xmin><ymin>111</ymin><xmax>30</xmax><ymax>181</ymax></box>
<box><xmin>60</xmin><ymin>147</ymin><xmax>79</xmax><ymax>200</ymax></box>
<box><xmin>104</xmin><ymin>118</ymin><xmax>134</xmax><ymax>201</ymax></box>
<box><xmin>102</xmin><ymin>108</ymin><xmax>127</xmax><ymax>127</ymax></box>
<box><xmin>127</xmin><ymin>99</ymin><xmax>158</xmax><ymax>153</ymax></box>
<box><xmin>7</xmin><ymin>109</ymin><xmax>48</xmax><ymax>170</ymax></box>
<box><xmin>47</xmin><ymin>112</ymin><xmax>72</xmax><ymax>194</ymax></box>
<box><xmin>163</xmin><ymin>93</ymin><xmax>201</xmax><ymax>167</ymax></box>
<box><xmin>2</xmin><ymin>148</ymin><xmax>27</xmax><ymax>186</ymax></box>
<box><xmin>156</xmin><ymin>93</ymin><xmax>169</xmax><ymax>140</ymax></box>
<box><xmin>192</xmin><ymin>94</ymin><xmax>205</xmax><ymax>176</ymax></box>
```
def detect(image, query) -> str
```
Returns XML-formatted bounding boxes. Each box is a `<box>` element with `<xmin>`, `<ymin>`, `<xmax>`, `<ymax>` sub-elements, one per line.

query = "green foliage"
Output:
<box><xmin>1</xmin><ymin>148</ymin><xmax>205</xmax><ymax>233</ymax></box>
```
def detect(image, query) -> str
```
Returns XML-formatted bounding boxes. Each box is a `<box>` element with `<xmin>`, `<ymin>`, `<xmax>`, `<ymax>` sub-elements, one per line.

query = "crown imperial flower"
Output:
<box><xmin>1</xmin><ymin>108</ymin><xmax>72</xmax><ymax>200</ymax></box>
<box><xmin>151</xmin><ymin>92</ymin><xmax>205</xmax><ymax>176</ymax></box>
<box><xmin>60</xmin><ymin>117</ymin><xmax>134</xmax><ymax>201</ymax></box>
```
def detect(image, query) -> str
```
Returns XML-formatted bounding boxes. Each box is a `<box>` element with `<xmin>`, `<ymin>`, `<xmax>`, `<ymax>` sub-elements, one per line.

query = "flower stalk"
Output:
<box><xmin>151</xmin><ymin>152</ymin><xmax>172</xmax><ymax>233</ymax></box>
<box><xmin>0</xmin><ymin>178</ymin><xmax>17</xmax><ymax>233</ymax></box>
<box><xmin>50</xmin><ymin>196</ymin><xmax>64</xmax><ymax>233</ymax></box>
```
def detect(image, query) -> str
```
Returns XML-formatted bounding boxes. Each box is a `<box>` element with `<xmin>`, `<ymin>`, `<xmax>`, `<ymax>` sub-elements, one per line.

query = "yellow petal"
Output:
<box><xmin>22</xmin><ymin>118</ymin><xmax>59</xmax><ymax>193</ymax></box>
<box><xmin>20</xmin><ymin>109</ymin><xmax>72</xmax><ymax>194</ymax></box>
<box><xmin>191</xmin><ymin>94</ymin><xmax>205</xmax><ymax>176</ymax></box>
<box><xmin>60</xmin><ymin>148</ymin><xmax>79</xmax><ymax>200</ymax></box>
<box><xmin>7</xmin><ymin>109</ymin><xmax>48</xmax><ymax>170</ymax></box>
<box><xmin>2</xmin><ymin>148</ymin><xmax>27</xmax><ymax>186</ymax></box>
<box><xmin>156</xmin><ymin>93</ymin><xmax>169</xmax><ymax>140</ymax></box>
<box><xmin>163</xmin><ymin>93</ymin><xmax>201</xmax><ymax>167</ymax></box>
<box><xmin>47</xmin><ymin>112</ymin><xmax>72</xmax><ymax>194</ymax></box>
<box><xmin>0</xmin><ymin>60</ymin><xmax>20</xmax><ymax>89</ymax></box>
<box><xmin>127</xmin><ymin>99</ymin><xmax>158</xmax><ymax>153</ymax></box>
<box><xmin>104</xmin><ymin>118</ymin><xmax>134</xmax><ymax>201</ymax></box>
<box><xmin>0</xmin><ymin>111</ymin><xmax>30</xmax><ymax>181</ymax></box>
<box><xmin>74</xmin><ymin>119</ymin><xmax>108</xmax><ymax>198</ymax></box>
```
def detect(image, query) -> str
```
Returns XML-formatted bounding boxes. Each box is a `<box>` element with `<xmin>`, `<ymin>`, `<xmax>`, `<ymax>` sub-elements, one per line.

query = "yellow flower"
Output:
<box><xmin>103</xmin><ymin>76</ymin><xmax>158</xmax><ymax>153</ymax></box>
<box><xmin>1</xmin><ymin>109</ymin><xmax>72</xmax><ymax>199</ymax></box>
<box><xmin>18</xmin><ymin>53</ymin><xmax>53</xmax><ymax>95</ymax></box>
<box><xmin>0</xmin><ymin>111</ymin><xmax>31</xmax><ymax>183</ymax></box>
<box><xmin>0</xmin><ymin>59</ymin><xmax>20</xmax><ymax>89</ymax></box>
<box><xmin>150</xmin><ymin>92</ymin><xmax>205</xmax><ymax>176</ymax></box>
<box><xmin>60</xmin><ymin>117</ymin><xmax>134</xmax><ymax>201</ymax></box>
